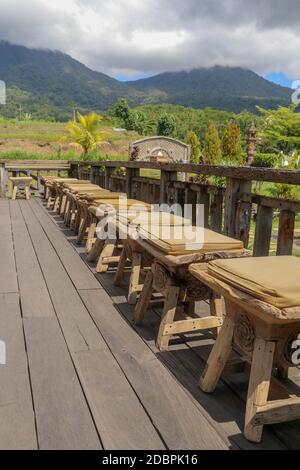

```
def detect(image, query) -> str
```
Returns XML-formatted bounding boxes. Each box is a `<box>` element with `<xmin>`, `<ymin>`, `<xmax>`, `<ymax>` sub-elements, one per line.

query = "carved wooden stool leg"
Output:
<box><xmin>96</xmin><ymin>239</ymin><xmax>116</xmax><ymax>273</ymax></box>
<box><xmin>156</xmin><ymin>285</ymin><xmax>180</xmax><ymax>351</ymax></box>
<box><xmin>53</xmin><ymin>195</ymin><xmax>60</xmax><ymax>212</ymax></box>
<box><xmin>59</xmin><ymin>195</ymin><xmax>67</xmax><ymax>215</ymax></box>
<box><xmin>86</xmin><ymin>220</ymin><xmax>97</xmax><ymax>251</ymax></box>
<box><xmin>128</xmin><ymin>253</ymin><xmax>142</xmax><ymax>305</ymax></box>
<box><xmin>25</xmin><ymin>185</ymin><xmax>31</xmax><ymax>200</ymax></box>
<box><xmin>244</xmin><ymin>338</ymin><xmax>275</xmax><ymax>443</ymax></box>
<box><xmin>74</xmin><ymin>209</ymin><xmax>82</xmax><ymax>235</ymax></box>
<box><xmin>210</xmin><ymin>293</ymin><xmax>223</xmax><ymax>336</ymax></box>
<box><xmin>87</xmin><ymin>238</ymin><xmax>104</xmax><ymax>262</ymax></box>
<box><xmin>64</xmin><ymin>198</ymin><xmax>71</xmax><ymax>223</ymax></box>
<box><xmin>133</xmin><ymin>271</ymin><xmax>154</xmax><ymax>325</ymax></box>
<box><xmin>47</xmin><ymin>196</ymin><xmax>53</xmax><ymax>208</ymax></box>
<box><xmin>12</xmin><ymin>184</ymin><xmax>18</xmax><ymax>200</ymax></box>
<box><xmin>199</xmin><ymin>314</ymin><xmax>235</xmax><ymax>393</ymax></box>
<box><xmin>114</xmin><ymin>246</ymin><xmax>128</xmax><ymax>286</ymax></box>
<box><xmin>77</xmin><ymin>216</ymin><xmax>88</xmax><ymax>244</ymax></box>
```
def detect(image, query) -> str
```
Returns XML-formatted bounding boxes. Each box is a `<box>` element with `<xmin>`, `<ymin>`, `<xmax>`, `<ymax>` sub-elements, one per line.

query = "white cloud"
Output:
<box><xmin>0</xmin><ymin>0</ymin><xmax>300</xmax><ymax>78</ymax></box>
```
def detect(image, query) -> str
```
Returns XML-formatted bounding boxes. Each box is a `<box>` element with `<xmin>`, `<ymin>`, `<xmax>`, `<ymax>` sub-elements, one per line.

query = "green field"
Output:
<box><xmin>0</xmin><ymin>118</ymin><xmax>138</xmax><ymax>160</ymax></box>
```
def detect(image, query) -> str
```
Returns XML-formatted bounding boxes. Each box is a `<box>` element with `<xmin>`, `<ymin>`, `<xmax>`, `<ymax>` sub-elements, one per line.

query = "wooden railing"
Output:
<box><xmin>69</xmin><ymin>160</ymin><xmax>300</xmax><ymax>256</ymax></box>
<box><xmin>0</xmin><ymin>160</ymin><xmax>70</xmax><ymax>196</ymax></box>
<box><xmin>1</xmin><ymin>158</ymin><xmax>299</xmax><ymax>257</ymax></box>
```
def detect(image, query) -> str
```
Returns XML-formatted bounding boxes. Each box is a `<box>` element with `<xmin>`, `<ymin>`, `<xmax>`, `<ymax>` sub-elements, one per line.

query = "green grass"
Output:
<box><xmin>0</xmin><ymin>149</ymin><xmax>79</xmax><ymax>160</ymax></box>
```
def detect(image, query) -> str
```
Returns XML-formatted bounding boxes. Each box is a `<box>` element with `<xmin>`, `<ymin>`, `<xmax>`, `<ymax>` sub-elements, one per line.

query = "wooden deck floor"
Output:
<box><xmin>0</xmin><ymin>197</ymin><xmax>300</xmax><ymax>450</ymax></box>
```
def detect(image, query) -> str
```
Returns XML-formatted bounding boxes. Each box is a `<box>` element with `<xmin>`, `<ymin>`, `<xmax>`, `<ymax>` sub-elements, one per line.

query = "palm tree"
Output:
<box><xmin>61</xmin><ymin>112</ymin><xmax>106</xmax><ymax>156</ymax></box>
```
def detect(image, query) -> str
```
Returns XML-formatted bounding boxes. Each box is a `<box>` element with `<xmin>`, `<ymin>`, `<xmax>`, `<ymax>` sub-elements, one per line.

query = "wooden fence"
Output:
<box><xmin>69</xmin><ymin>160</ymin><xmax>300</xmax><ymax>256</ymax></box>
<box><xmin>1</xmin><ymin>158</ymin><xmax>299</xmax><ymax>257</ymax></box>
<box><xmin>0</xmin><ymin>160</ymin><xmax>70</xmax><ymax>196</ymax></box>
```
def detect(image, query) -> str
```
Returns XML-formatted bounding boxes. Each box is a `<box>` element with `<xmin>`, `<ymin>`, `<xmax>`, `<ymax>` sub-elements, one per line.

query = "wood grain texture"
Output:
<box><xmin>0</xmin><ymin>293</ymin><xmax>37</xmax><ymax>449</ymax></box>
<box><xmin>29</xmin><ymin>198</ymin><xmax>100</xmax><ymax>290</ymax></box>
<box><xmin>79</xmin><ymin>288</ymin><xmax>228</xmax><ymax>450</ymax></box>
<box><xmin>23</xmin><ymin>317</ymin><xmax>102</xmax><ymax>450</ymax></box>
<box><xmin>0</xmin><ymin>200</ymin><xmax>18</xmax><ymax>293</ymax></box>
<box><xmin>10</xmin><ymin>201</ymin><xmax>55</xmax><ymax>318</ymax></box>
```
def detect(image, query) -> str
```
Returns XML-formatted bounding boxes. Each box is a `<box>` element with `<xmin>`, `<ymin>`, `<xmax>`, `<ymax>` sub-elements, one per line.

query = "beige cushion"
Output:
<box><xmin>118</xmin><ymin>212</ymin><xmax>191</xmax><ymax>227</ymax></box>
<box><xmin>93</xmin><ymin>199</ymin><xmax>151</xmax><ymax>211</ymax></box>
<box><xmin>64</xmin><ymin>184</ymin><xmax>99</xmax><ymax>193</ymax></box>
<box><xmin>138</xmin><ymin>226</ymin><xmax>244</xmax><ymax>256</ymax></box>
<box><xmin>207</xmin><ymin>256</ymin><xmax>300</xmax><ymax>308</ymax></box>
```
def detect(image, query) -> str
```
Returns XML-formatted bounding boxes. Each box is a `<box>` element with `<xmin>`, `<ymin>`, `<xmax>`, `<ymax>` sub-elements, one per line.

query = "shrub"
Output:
<box><xmin>251</xmin><ymin>153</ymin><xmax>278</xmax><ymax>168</ymax></box>
<box><xmin>185</xmin><ymin>131</ymin><xmax>201</xmax><ymax>163</ymax></box>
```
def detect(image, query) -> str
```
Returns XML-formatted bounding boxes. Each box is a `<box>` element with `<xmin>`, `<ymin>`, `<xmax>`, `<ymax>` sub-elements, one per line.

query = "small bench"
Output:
<box><xmin>189</xmin><ymin>256</ymin><xmax>300</xmax><ymax>443</ymax></box>
<box><xmin>9</xmin><ymin>176</ymin><xmax>33</xmax><ymax>200</ymax></box>
<box><xmin>126</xmin><ymin>227</ymin><xmax>248</xmax><ymax>351</ymax></box>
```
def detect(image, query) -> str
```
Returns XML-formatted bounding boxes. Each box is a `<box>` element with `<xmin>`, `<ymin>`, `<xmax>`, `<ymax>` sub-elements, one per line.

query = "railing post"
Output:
<box><xmin>126</xmin><ymin>167</ymin><xmax>140</xmax><ymax>199</ymax></box>
<box><xmin>277</xmin><ymin>210</ymin><xmax>295</xmax><ymax>256</ymax></box>
<box><xmin>224</xmin><ymin>177</ymin><xmax>252</xmax><ymax>244</ymax></box>
<box><xmin>104</xmin><ymin>166</ymin><xmax>116</xmax><ymax>190</ymax></box>
<box><xmin>253</xmin><ymin>204</ymin><xmax>273</xmax><ymax>256</ymax></box>
<box><xmin>69</xmin><ymin>163</ymin><xmax>79</xmax><ymax>179</ymax></box>
<box><xmin>0</xmin><ymin>163</ymin><xmax>8</xmax><ymax>197</ymax></box>
<box><xmin>160</xmin><ymin>168</ymin><xmax>177</xmax><ymax>205</ymax></box>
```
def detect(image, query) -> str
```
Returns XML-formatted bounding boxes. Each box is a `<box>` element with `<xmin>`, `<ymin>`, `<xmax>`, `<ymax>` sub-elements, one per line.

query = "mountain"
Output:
<box><xmin>0</xmin><ymin>41</ymin><xmax>140</xmax><ymax>120</ymax></box>
<box><xmin>128</xmin><ymin>66</ymin><xmax>292</xmax><ymax>113</ymax></box>
<box><xmin>0</xmin><ymin>41</ymin><xmax>292</xmax><ymax>120</ymax></box>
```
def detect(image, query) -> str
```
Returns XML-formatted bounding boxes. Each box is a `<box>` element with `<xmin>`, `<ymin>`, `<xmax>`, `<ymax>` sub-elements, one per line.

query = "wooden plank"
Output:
<box><xmin>253</xmin><ymin>398</ymin><xmax>300</xmax><ymax>426</ymax></box>
<box><xmin>10</xmin><ymin>201</ymin><xmax>55</xmax><ymax>318</ymax></box>
<box><xmin>23</xmin><ymin>317</ymin><xmax>102</xmax><ymax>450</ymax></box>
<box><xmin>100</xmin><ymin>161</ymin><xmax>300</xmax><ymax>185</ymax></box>
<box><xmin>79</xmin><ymin>289</ymin><xmax>228</xmax><ymax>450</ymax></box>
<box><xmin>0</xmin><ymin>293</ymin><xmax>37</xmax><ymax>449</ymax></box>
<box><xmin>253</xmin><ymin>205</ymin><xmax>273</xmax><ymax>257</ymax></box>
<box><xmin>29</xmin><ymin>198</ymin><xmax>100</xmax><ymax>290</ymax></box>
<box><xmin>0</xmin><ymin>200</ymin><xmax>18</xmax><ymax>293</ymax></box>
<box><xmin>224</xmin><ymin>177</ymin><xmax>252</xmax><ymax>238</ymax></box>
<box><xmin>277</xmin><ymin>210</ymin><xmax>295</xmax><ymax>256</ymax></box>
<box><xmin>74</xmin><ymin>348</ymin><xmax>165</xmax><ymax>450</ymax></box>
<box><xmin>210</xmin><ymin>191</ymin><xmax>223</xmax><ymax>233</ymax></box>
<box><xmin>20</xmin><ymin>202</ymin><xmax>165</xmax><ymax>449</ymax></box>
<box><xmin>19</xmin><ymin>200</ymin><xmax>103</xmax><ymax>352</ymax></box>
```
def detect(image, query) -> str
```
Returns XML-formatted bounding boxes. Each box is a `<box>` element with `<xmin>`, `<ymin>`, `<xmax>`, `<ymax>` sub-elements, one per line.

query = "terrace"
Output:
<box><xmin>0</xmin><ymin>159</ymin><xmax>300</xmax><ymax>450</ymax></box>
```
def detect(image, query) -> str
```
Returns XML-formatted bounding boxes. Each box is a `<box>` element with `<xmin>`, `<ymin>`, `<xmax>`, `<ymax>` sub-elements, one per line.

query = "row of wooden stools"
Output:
<box><xmin>41</xmin><ymin>175</ymin><xmax>300</xmax><ymax>443</ymax></box>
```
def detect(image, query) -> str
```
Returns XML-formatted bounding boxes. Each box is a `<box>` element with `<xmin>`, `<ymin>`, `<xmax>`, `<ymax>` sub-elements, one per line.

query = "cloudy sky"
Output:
<box><xmin>0</xmin><ymin>0</ymin><xmax>299</xmax><ymax>84</ymax></box>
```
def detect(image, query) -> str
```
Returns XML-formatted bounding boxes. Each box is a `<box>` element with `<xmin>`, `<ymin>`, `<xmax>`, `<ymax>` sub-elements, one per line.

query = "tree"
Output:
<box><xmin>113</xmin><ymin>98</ymin><xmax>130</xmax><ymax>123</ymax></box>
<box><xmin>157</xmin><ymin>113</ymin><xmax>176</xmax><ymax>136</ymax></box>
<box><xmin>203</xmin><ymin>123</ymin><xmax>222</xmax><ymax>164</ymax></box>
<box><xmin>185</xmin><ymin>131</ymin><xmax>201</xmax><ymax>163</ymax></box>
<box><xmin>222</xmin><ymin>121</ymin><xmax>243</xmax><ymax>164</ymax></box>
<box><xmin>257</xmin><ymin>105</ymin><xmax>300</xmax><ymax>155</ymax></box>
<box><xmin>61</xmin><ymin>112</ymin><xmax>106</xmax><ymax>155</ymax></box>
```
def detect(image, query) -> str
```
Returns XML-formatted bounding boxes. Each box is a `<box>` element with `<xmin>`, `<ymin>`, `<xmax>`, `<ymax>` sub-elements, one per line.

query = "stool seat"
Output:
<box><xmin>9</xmin><ymin>177</ymin><xmax>32</xmax><ymax>182</ymax></box>
<box><xmin>138</xmin><ymin>227</ymin><xmax>244</xmax><ymax>256</ymax></box>
<box><xmin>9</xmin><ymin>176</ymin><xmax>33</xmax><ymax>200</ymax></box>
<box><xmin>206</xmin><ymin>256</ymin><xmax>300</xmax><ymax>309</ymax></box>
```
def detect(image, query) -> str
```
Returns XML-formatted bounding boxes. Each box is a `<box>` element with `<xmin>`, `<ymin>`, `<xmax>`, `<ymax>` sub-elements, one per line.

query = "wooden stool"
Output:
<box><xmin>189</xmin><ymin>261</ymin><xmax>300</xmax><ymax>443</ymax></box>
<box><xmin>10</xmin><ymin>177</ymin><xmax>32</xmax><ymax>200</ymax></box>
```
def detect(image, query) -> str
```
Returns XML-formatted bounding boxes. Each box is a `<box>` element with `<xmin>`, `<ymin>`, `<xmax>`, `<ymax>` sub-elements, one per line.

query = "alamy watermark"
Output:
<box><xmin>0</xmin><ymin>80</ymin><xmax>6</xmax><ymax>105</ymax></box>
<box><xmin>0</xmin><ymin>341</ymin><xmax>6</xmax><ymax>365</ymax></box>
<box><xmin>94</xmin><ymin>199</ymin><xmax>205</xmax><ymax>249</ymax></box>
<box><xmin>291</xmin><ymin>80</ymin><xmax>300</xmax><ymax>105</ymax></box>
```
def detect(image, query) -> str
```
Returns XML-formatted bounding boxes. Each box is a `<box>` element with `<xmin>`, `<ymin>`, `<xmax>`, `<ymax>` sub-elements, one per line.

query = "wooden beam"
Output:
<box><xmin>163</xmin><ymin>316</ymin><xmax>223</xmax><ymax>336</ymax></box>
<box><xmin>253</xmin><ymin>397</ymin><xmax>300</xmax><ymax>426</ymax></box>
<box><xmin>253</xmin><ymin>205</ymin><xmax>273</xmax><ymax>257</ymax></box>
<box><xmin>277</xmin><ymin>209</ymin><xmax>295</xmax><ymax>256</ymax></box>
